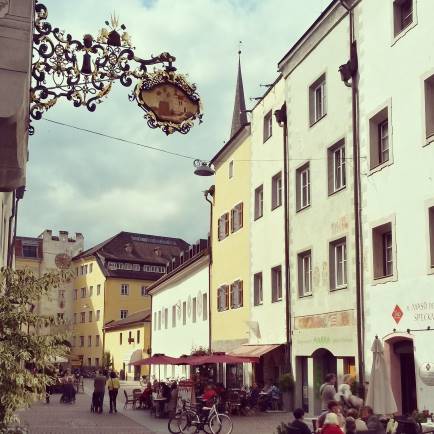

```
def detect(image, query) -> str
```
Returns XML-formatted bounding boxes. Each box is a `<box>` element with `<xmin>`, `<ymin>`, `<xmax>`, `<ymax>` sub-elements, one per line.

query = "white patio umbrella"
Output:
<box><xmin>365</xmin><ymin>337</ymin><xmax>398</xmax><ymax>415</ymax></box>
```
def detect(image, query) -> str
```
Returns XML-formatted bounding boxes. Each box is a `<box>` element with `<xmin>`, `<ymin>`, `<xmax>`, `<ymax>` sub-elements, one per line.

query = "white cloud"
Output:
<box><xmin>22</xmin><ymin>0</ymin><xmax>325</xmax><ymax>247</ymax></box>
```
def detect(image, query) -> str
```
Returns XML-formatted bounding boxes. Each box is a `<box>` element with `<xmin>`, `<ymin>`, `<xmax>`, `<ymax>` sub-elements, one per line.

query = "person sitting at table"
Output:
<box><xmin>139</xmin><ymin>382</ymin><xmax>153</xmax><ymax>409</ymax></box>
<box><xmin>318</xmin><ymin>401</ymin><xmax>346</xmax><ymax>429</ymax></box>
<box><xmin>360</xmin><ymin>406</ymin><xmax>386</xmax><ymax>434</ymax></box>
<box><xmin>202</xmin><ymin>383</ymin><xmax>217</xmax><ymax>406</ymax></box>
<box><xmin>346</xmin><ymin>408</ymin><xmax>368</xmax><ymax>432</ymax></box>
<box><xmin>247</xmin><ymin>383</ymin><xmax>260</xmax><ymax>409</ymax></box>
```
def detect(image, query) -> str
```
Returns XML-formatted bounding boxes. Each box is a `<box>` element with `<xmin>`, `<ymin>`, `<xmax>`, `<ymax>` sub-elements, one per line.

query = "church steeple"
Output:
<box><xmin>230</xmin><ymin>48</ymin><xmax>248</xmax><ymax>138</ymax></box>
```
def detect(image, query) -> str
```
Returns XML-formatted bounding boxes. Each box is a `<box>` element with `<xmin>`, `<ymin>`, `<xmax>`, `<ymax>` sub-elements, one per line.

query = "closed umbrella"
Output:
<box><xmin>365</xmin><ymin>337</ymin><xmax>398</xmax><ymax>415</ymax></box>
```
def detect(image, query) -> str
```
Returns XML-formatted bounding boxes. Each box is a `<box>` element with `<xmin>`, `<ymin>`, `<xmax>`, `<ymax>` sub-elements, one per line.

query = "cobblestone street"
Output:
<box><xmin>19</xmin><ymin>381</ymin><xmax>293</xmax><ymax>434</ymax></box>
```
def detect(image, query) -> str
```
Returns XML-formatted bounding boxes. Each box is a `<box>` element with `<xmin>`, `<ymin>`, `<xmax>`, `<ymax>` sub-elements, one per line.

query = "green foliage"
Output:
<box><xmin>0</xmin><ymin>267</ymin><xmax>70</xmax><ymax>431</ymax></box>
<box><xmin>278</xmin><ymin>372</ymin><xmax>295</xmax><ymax>392</ymax></box>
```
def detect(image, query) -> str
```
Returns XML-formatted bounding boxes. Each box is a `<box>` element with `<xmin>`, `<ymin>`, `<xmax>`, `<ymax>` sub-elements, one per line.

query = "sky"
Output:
<box><xmin>22</xmin><ymin>0</ymin><xmax>327</xmax><ymax>249</ymax></box>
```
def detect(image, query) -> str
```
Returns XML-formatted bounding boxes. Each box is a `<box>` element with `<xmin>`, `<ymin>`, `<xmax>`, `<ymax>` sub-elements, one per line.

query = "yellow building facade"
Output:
<box><xmin>104</xmin><ymin>310</ymin><xmax>151</xmax><ymax>380</ymax></box>
<box><xmin>70</xmin><ymin>231</ymin><xmax>189</xmax><ymax>369</ymax></box>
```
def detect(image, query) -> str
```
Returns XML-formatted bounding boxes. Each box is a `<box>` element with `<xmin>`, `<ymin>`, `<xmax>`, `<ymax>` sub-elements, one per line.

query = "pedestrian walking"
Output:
<box><xmin>107</xmin><ymin>371</ymin><xmax>120</xmax><ymax>413</ymax></box>
<box><xmin>93</xmin><ymin>369</ymin><xmax>107</xmax><ymax>413</ymax></box>
<box><xmin>320</xmin><ymin>373</ymin><xmax>337</xmax><ymax>411</ymax></box>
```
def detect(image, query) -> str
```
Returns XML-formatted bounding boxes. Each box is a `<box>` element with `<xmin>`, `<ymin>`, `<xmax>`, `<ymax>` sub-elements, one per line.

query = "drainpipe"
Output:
<box><xmin>204</xmin><ymin>185</ymin><xmax>214</xmax><ymax>353</ymax></box>
<box><xmin>274</xmin><ymin>104</ymin><xmax>292</xmax><ymax>373</ymax></box>
<box><xmin>339</xmin><ymin>0</ymin><xmax>365</xmax><ymax>393</ymax></box>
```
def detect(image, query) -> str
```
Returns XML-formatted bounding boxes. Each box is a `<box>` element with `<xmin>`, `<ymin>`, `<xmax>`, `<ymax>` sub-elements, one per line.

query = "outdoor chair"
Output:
<box><xmin>123</xmin><ymin>390</ymin><xmax>137</xmax><ymax>409</ymax></box>
<box><xmin>226</xmin><ymin>390</ymin><xmax>242</xmax><ymax>415</ymax></box>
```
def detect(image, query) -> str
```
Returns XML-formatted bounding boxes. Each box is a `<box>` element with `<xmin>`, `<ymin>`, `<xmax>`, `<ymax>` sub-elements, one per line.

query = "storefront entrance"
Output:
<box><xmin>312</xmin><ymin>348</ymin><xmax>337</xmax><ymax>414</ymax></box>
<box><xmin>385</xmin><ymin>336</ymin><xmax>417</xmax><ymax>415</ymax></box>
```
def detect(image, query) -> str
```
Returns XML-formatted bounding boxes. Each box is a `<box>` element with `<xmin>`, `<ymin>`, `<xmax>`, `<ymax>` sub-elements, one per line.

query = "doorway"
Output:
<box><xmin>312</xmin><ymin>348</ymin><xmax>337</xmax><ymax>414</ymax></box>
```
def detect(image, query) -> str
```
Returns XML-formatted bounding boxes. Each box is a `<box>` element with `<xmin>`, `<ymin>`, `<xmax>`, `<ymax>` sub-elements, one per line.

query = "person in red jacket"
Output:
<box><xmin>321</xmin><ymin>412</ymin><xmax>344</xmax><ymax>434</ymax></box>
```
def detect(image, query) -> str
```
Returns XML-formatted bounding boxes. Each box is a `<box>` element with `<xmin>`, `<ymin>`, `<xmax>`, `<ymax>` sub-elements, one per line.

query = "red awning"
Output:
<box><xmin>129</xmin><ymin>354</ymin><xmax>180</xmax><ymax>366</ymax></box>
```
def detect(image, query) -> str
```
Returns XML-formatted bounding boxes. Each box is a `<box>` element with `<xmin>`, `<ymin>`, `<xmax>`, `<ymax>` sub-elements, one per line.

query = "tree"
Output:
<box><xmin>0</xmin><ymin>267</ymin><xmax>70</xmax><ymax>431</ymax></box>
<box><xmin>103</xmin><ymin>351</ymin><xmax>113</xmax><ymax>370</ymax></box>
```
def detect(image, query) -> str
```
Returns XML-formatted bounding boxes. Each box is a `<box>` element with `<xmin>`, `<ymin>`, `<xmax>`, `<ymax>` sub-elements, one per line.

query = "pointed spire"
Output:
<box><xmin>230</xmin><ymin>45</ymin><xmax>248</xmax><ymax>138</ymax></box>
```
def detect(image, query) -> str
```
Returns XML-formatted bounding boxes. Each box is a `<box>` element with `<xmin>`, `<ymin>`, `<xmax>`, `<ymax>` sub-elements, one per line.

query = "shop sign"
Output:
<box><xmin>419</xmin><ymin>362</ymin><xmax>434</xmax><ymax>386</ymax></box>
<box><xmin>176</xmin><ymin>380</ymin><xmax>195</xmax><ymax>411</ymax></box>
<box><xmin>392</xmin><ymin>305</ymin><xmax>403</xmax><ymax>324</ymax></box>
<box><xmin>405</xmin><ymin>301</ymin><xmax>434</xmax><ymax>322</ymax></box>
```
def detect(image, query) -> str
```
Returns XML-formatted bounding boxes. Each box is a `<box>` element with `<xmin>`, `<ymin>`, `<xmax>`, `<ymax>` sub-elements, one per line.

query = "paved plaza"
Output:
<box><xmin>19</xmin><ymin>380</ymin><xmax>293</xmax><ymax>434</ymax></box>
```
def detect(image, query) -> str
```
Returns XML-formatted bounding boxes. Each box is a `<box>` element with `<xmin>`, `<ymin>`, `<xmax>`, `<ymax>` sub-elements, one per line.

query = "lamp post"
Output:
<box><xmin>30</xmin><ymin>1</ymin><xmax>202</xmax><ymax>135</ymax></box>
<box><xmin>193</xmin><ymin>160</ymin><xmax>215</xmax><ymax>177</ymax></box>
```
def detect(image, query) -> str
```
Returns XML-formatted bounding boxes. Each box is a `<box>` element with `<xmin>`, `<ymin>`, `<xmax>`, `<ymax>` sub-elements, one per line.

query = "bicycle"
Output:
<box><xmin>177</xmin><ymin>398</ymin><xmax>233</xmax><ymax>434</ymax></box>
<box><xmin>168</xmin><ymin>400</ymin><xmax>199</xmax><ymax>434</ymax></box>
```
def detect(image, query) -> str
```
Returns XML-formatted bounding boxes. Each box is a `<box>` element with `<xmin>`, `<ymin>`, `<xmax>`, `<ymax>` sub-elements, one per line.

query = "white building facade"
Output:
<box><xmin>246</xmin><ymin>76</ymin><xmax>288</xmax><ymax>384</ymax></box>
<box><xmin>149</xmin><ymin>244</ymin><xmax>209</xmax><ymax>380</ymax></box>
<box><xmin>358</xmin><ymin>0</ymin><xmax>434</xmax><ymax>414</ymax></box>
<box><xmin>278</xmin><ymin>1</ymin><xmax>359</xmax><ymax>415</ymax></box>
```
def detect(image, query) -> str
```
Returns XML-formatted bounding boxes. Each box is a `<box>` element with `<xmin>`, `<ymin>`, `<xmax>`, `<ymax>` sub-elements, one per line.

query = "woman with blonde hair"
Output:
<box><xmin>321</xmin><ymin>412</ymin><xmax>344</xmax><ymax>434</ymax></box>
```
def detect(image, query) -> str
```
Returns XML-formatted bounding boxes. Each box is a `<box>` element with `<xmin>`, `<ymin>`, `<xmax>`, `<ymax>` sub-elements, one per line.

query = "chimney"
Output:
<box><xmin>59</xmin><ymin>231</ymin><xmax>68</xmax><ymax>242</ymax></box>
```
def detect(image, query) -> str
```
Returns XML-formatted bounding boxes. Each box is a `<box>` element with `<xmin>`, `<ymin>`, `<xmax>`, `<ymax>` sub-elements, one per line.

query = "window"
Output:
<box><xmin>57</xmin><ymin>313</ymin><xmax>64</xmax><ymax>321</ymax></box>
<box><xmin>298</xmin><ymin>250</ymin><xmax>312</xmax><ymax>297</ymax></box>
<box><xmin>80</xmin><ymin>266</ymin><xmax>84</xmax><ymax>275</ymax></box>
<box><xmin>80</xmin><ymin>312</ymin><xmax>85</xmax><ymax>323</ymax></box>
<box><xmin>141</xmin><ymin>286</ymin><xmax>147</xmax><ymax>296</ymax></box>
<box><xmin>430</xmin><ymin>207</ymin><xmax>434</xmax><ymax>268</ymax></box>
<box><xmin>84</xmin><ymin>265</ymin><xmax>88</xmax><ymax>274</ymax></box>
<box><xmin>96</xmin><ymin>310</ymin><xmax>100</xmax><ymax>321</ymax></box>
<box><xmin>230</xmin><ymin>280</ymin><xmax>243</xmax><ymax>309</ymax></box>
<box><xmin>120</xmin><ymin>309</ymin><xmax>128</xmax><ymax>319</ymax></box>
<box><xmin>229</xmin><ymin>160</ymin><xmax>234</xmax><ymax>179</ymax></box>
<box><xmin>369</xmin><ymin>107</ymin><xmax>390</xmax><ymax>169</ymax></box>
<box><xmin>73</xmin><ymin>289</ymin><xmax>78</xmax><ymax>300</ymax></box>
<box><xmin>328</xmin><ymin>141</ymin><xmax>346</xmax><ymax>194</ymax></box>
<box><xmin>263</xmin><ymin>110</ymin><xmax>273</xmax><ymax>142</ymax></box>
<box><xmin>425</xmin><ymin>75</ymin><xmax>434</xmax><ymax>140</ymax></box>
<box><xmin>253</xmin><ymin>272</ymin><xmax>263</xmax><ymax>306</ymax></box>
<box><xmin>81</xmin><ymin>287</ymin><xmax>86</xmax><ymax>298</ymax></box>
<box><xmin>254</xmin><ymin>185</ymin><xmax>264</xmax><ymax>220</ymax></box>
<box><xmin>309</xmin><ymin>74</ymin><xmax>326</xmax><ymax>125</ymax></box>
<box><xmin>271</xmin><ymin>172</ymin><xmax>282</xmax><ymax>210</ymax></box>
<box><xmin>192</xmin><ymin>297</ymin><xmax>197</xmax><ymax>323</ymax></box>
<box><xmin>218</xmin><ymin>213</ymin><xmax>230</xmax><ymax>241</ymax></box>
<box><xmin>217</xmin><ymin>285</ymin><xmax>229</xmax><ymax>311</ymax></box>
<box><xmin>89</xmin><ymin>286</ymin><xmax>93</xmax><ymax>297</ymax></box>
<box><xmin>89</xmin><ymin>263</ymin><xmax>93</xmax><ymax>273</ymax></box>
<box><xmin>202</xmin><ymin>293</ymin><xmax>208</xmax><ymax>321</ymax></box>
<box><xmin>164</xmin><ymin>308</ymin><xmax>168</xmax><ymax>329</ymax></box>
<box><xmin>96</xmin><ymin>335</ymin><xmax>100</xmax><ymax>347</ymax></box>
<box><xmin>75</xmin><ymin>267</ymin><xmax>78</xmax><ymax>276</ymax></box>
<box><xmin>271</xmin><ymin>266</ymin><xmax>282</xmax><ymax>302</ymax></box>
<box><xmin>87</xmin><ymin>357</ymin><xmax>91</xmax><ymax>366</ymax></box>
<box><xmin>88</xmin><ymin>336</ymin><xmax>92</xmax><ymax>347</ymax></box>
<box><xmin>88</xmin><ymin>311</ymin><xmax>93</xmax><ymax>322</ymax></box>
<box><xmin>73</xmin><ymin>313</ymin><xmax>77</xmax><ymax>324</ymax></box>
<box><xmin>128</xmin><ymin>331</ymin><xmax>132</xmax><ymax>344</ymax></box>
<box><xmin>372</xmin><ymin>222</ymin><xmax>394</xmax><ymax>279</ymax></box>
<box><xmin>22</xmin><ymin>244</ymin><xmax>38</xmax><ymax>258</ymax></box>
<box><xmin>97</xmin><ymin>284</ymin><xmax>101</xmax><ymax>295</ymax></box>
<box><xmin>137</xmin><ymin>330</ymin><xmax>140</xmax><ymax>344</ymax></box>
<box><xmin>119</xmin><ymin>333</ymin><xmax>123</xmax><ymax>345</ymax></box>
<box><xmin>172</xmin><ymin>305</ymin><xmax>176</xmax><ymax>327</ymax></box>
<box><xmin>121</xmin><ymin>284</ymin><xmax>129</xmax><ymax>295</ymax></box>
<box><xmin>296</xmin><ymin>164</ymin><xmax>310</xmax><ymax>210</ymax></box>
<box><xmin>95</xmin><ymin>358</ymin><xmax>99</xmax><ymax>367</ymax></box>
<box><xmin>330</xmin><ymin>238</ymin><xmax>347</xmax><ymax>290</ymax></box>
<box><xmin>158</xmin><ymin>310</ymin><xmax>162</xmax><ymax>329</ymax></box>
<box><xmin>80</xmin><ymin>336</ymin><xmax>84</xmax><ymax>347</ymax></box>
<box><xmin>154</xmin><ymin>312</ymin><xmax>157</xmax><ymax>330</ymax></box>
<box><xmin>394</xmin><ymin>0</ymin><xmax>413</xmax><ymax>36</ymax></box>
<box><xmin>182</xmin><ymin>301</ymin><xmax>187</xmax><ymax>325</ymax></box>
<box><xmin>231</xmin><ymin>203</ymin><xmax>243</xmax><ymax>233</ymax></box>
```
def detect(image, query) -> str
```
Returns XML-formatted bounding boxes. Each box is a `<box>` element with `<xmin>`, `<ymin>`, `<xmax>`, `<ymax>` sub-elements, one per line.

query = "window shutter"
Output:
<box><xmin>225</xmin><ymin>213</ymin><xmax>229</xmax><ymax>236</ymax></box>
<box><xmin>239</xmin><ymin>280</ymin><xmax>243</xmax><ymax>307</ymax></box>
<box><xmin>230</xmin><ymin>284</ymin><xmax>234</xmax><ymax>308</ymax></box>
<box><xmin>217</xmin><ymin>287</ymin><xmax>222</xmax><ymax>311</ymax></box>
<box><xmin>225</xmin><ymin>285</ymin><xmax>229</xmax><ymax>310</ymax></box>
<box><xmin>217</xmin><ymin>217</ymin><xmax>222</xmax><ymax>241</ymax></box>
<box><xmin>230</xmin><ymin>209</ymin><xmax>235</xmax><ymax>233</ymax></box>
<box><xmin>239</xmin><ymin>203</ymin><xmax>243</xmax><ymax>229</ymax></box>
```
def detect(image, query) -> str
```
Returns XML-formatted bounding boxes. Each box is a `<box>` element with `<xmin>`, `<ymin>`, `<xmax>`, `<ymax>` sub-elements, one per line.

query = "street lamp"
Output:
<box><xmin>193</xmin><ymin>159</ymin><xmax>215</xmax><ymax>176</ymax></box>
<box><xmin>30</xmin><ymin>2</ymin><xmax>202</xmax><ymax>135</ymax></box>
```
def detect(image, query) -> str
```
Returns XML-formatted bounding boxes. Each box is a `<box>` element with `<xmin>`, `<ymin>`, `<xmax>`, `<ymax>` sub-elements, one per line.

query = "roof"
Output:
<box><xmin>73</xmin><ymin>231</ymin><xmax>190</xmax><ymax>280</ymax></box>
<box><xmin>230</xmin><ymin>55</ymin><xmax>248</xmax><ymax>138</ymax></box>
<box><xmin>104</xmin><ymin>309</ymin><xmax>151</xmax><ymax>331</ymax></box>
<box><xmin>277</xmin><ymin>0</ymin><xmax>342</xmax><ymax>72</ymax></box>
<box><xmin>147</xmin><ymin>248</ymin><xmax>209</xmax><ymax>295</ymax></box>
<box><xmin>229</xmin><ymin>344</ymin><xmax>283</xmax><ymax>358</ymax></box>
<box><xmin>210</xmin><ymin>123</ymin><xmax>251</xmax><ymax>167</ymax></box>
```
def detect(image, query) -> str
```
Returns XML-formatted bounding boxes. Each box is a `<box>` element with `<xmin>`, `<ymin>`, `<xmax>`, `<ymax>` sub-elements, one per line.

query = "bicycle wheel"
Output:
<box><xmin>209</xmin><ymin>413</ymin><xmax>233</xmax><ymax>434</ymax></box>
<box><xmin>178</xmin><ymin>410</ymin><xmax>200</xmax><ymax>434</ymax></box>
<box><xmin>168</xmin><ymin>414</ymin><xmax>182</xmax><ymax>434</ymax></box>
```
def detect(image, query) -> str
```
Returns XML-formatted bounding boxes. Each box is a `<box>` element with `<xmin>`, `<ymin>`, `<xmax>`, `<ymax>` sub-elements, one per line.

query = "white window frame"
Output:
<box><xmin>229</xmin><ymin>160</ymin><xmax>234</xmax><ymax>179</ymax></box>
<box><xmin>172</xmin><ymin>305</ymin><xmax>176</xmax><ymax>327</ymax></box>
<box><xmin>299</xmin><ymin>251</ymin><xmax>312</xmax><ymax>297</ymax></box>
<box><xmin>120</xmin><ymin>309</ymin><xmax>128</xmax><ymax>319</ymax></box>
<box><xmin>333</xmin><ymin>145</ymin><xmax>346</xmax><ymax>192</ymax></box>
<box><xmin>383</xmin><ymin>231</ymin><xmax>393</xmax><ymax>277</ymax></box>
<box><xmin>263</xmin><ymin>110</ymin><xmax>273</xmax><ymax>142</ymax></box>
<box><xmin>253</xmin><ymin>272</ymin><xmax>263</xmax><ymax>306</ymax></box>
<box><xmin>379</xmin><ymin>120</ymin><xmax>389</xmax><ymax>164</ymax></box>
<box><xmin>272</xmin><ymin>172</ymin><xmax>282</xmax><ymax>210</ymax></box>
<box><xmin>202</xmin><ymin>293</ymin><xmax>208</xmax><ymax>321</ymax></box>
<box><xmin>192</xmin><ymin>297</ymin><xmax>197</xmax><ymax>323</ymax></box>
<box><xmin>120</xmin><ymin>284</ymin><xmax>129</xmax><ymax>295</ymax></box>
<box><xmin>271</xmin><ymin>266</ymin><xmax>282</xmax><ymax>302</ymax></box>
<box><xmin>331</xmin><ymin>239</ymin><xmax>347</xmax><ymax>290</ymax></box>
<box><xmin>297</xmin><ymin>165</ymin><xmax>310</xmax><ymax>210</ymax></box>
<box><xmin>254</xmin><ymin>185</ymin><xmax>264</xmax><ymax>220</ymax></box>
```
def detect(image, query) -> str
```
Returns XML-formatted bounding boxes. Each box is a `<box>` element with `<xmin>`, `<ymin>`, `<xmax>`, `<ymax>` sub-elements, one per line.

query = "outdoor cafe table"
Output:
<box><xmin>421</xmin><ymin>422</ymin><xmax>434</xmax><ymax>433</ymax></box>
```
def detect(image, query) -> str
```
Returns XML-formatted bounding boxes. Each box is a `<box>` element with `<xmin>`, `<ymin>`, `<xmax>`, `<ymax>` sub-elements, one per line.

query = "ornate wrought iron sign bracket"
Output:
<box><xmin>30</xmin><ymin>1</ymin><xmax>202</xmax><ymax>135</ymax></box>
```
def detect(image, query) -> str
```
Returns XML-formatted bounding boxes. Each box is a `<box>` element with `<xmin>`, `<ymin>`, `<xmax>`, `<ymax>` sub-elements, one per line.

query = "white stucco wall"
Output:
<box><xmin>151</xmin><ymin>255</ymin><xmax>209</xmax><ymax>379</ymax></box>
<box><xmin>358</xmin><ymin>0</ymin><xmax>434</xmax><ymax>411</ymax></box>
<box><xmin>249</xmin><ymin>77</ymin><xmax>287</xmax><ymax>345</ymax></box>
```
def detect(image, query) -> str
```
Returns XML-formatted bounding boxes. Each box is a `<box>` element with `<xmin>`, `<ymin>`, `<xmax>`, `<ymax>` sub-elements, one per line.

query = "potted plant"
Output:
<box><xmin>278</xmin><ymin>372</ymin><xmax>295</xmax><ymax>411</ymax></box>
